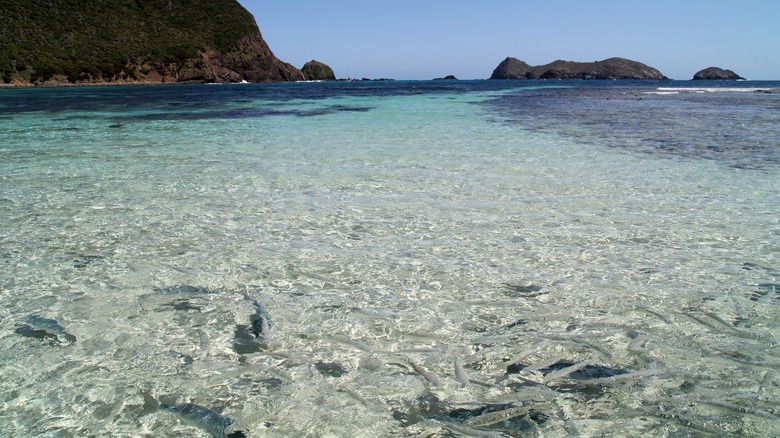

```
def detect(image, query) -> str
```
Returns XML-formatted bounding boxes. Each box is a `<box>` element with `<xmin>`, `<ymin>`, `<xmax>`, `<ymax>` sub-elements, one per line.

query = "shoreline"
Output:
<box><xmin>0</xmin><ymin>79</ymin><xmax>227</xmax><ymax>89</ymax></box>
<box><xmin>2</xmin><ymin>78</ymin><xmax>777</xmax><ymax>90</ymax></box>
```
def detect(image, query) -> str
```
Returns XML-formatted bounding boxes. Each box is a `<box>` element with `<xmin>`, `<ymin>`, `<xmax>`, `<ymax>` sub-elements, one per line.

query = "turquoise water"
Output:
<box><xmin>1</xmin><ymin>81</ymin><xmax>779</xmax><ymax>437</ymax></box>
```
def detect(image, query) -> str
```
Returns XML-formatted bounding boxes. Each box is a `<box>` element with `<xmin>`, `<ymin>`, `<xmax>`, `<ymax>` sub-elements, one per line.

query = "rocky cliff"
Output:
<box><xmin>692</xmin><ymin>67</ymin><xmax>745</xmax><ymax>80</ymax></box>
<box><xmin>490</xmin><ymin>58</ymin><xmax>536</xmax><ymax>80</ymax></box>
<box><xmin>0</xmin><ymin>0</ymin><xmax>304</xmax><ymax>85</ymax></box>
<box><xmin>491</xmin><ymin>57</ymin><xmax>667</xmax><ymax>80</ymax></box>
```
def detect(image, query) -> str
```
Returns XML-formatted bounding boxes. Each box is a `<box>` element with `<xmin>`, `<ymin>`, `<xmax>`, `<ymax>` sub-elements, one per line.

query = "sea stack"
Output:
<box><xmin>692</xmin><ymin>67</ymin><xmax>745</xmax><ymax>80</ymax></box>
<box><xmin>490</xmin><ymin>57</ymin><xmax>667</xmax><ymax>80</ymax></box>
<box><xmin>301</xmin><ymin>60</ymin><xmax>336</xmax><ymax>81</ymax></box>
<box><xmin>0</xmin><ymin>0</ymin><xmax>304</xmax><ymax>85</ymax></box>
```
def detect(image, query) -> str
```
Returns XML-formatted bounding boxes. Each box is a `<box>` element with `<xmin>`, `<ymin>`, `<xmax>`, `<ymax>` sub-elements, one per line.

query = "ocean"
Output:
<box><xmin>1</xmin><ymin>80</ymin><xmax>779</xmax><ymax>437</ymax></box>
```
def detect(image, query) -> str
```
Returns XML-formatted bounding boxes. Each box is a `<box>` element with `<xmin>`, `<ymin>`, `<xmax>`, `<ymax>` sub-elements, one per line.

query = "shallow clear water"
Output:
<box><xmin>1</xmin><ymin>81</ymin><xmax>779</xmax><ymax>437</ymax></box>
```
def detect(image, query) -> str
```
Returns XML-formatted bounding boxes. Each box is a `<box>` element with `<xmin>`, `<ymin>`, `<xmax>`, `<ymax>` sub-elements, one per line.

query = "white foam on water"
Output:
<box><xmin>657</xmin><ymin>86</ymin><xmax>774</xmax><ymax>93</ymax></box>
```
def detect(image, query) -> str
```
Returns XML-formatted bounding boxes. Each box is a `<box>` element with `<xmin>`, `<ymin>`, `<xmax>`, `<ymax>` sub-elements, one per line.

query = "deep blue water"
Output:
<box><xmin>3</xmin><ymin>80</ymin><xmax>778</xmax><ymax>170</ymax></box>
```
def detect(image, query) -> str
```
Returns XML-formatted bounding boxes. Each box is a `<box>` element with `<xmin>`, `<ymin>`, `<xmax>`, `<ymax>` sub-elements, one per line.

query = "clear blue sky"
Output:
<box><xmin>238</xmin><ymin>0</ymin><xmax>779</xmax><ymax>80</ymax></box>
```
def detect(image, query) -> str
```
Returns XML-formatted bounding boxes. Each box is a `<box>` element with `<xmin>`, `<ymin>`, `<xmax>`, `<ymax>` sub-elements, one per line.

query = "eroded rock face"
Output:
<box><xmin>301</xmin><ymin>60</ymin><xmax>336</xmax><ymax>81</ymax></box>
<box><xmin>692</xmin><ymin>67</ymin><xmax>745</xmax><ymax>80</ymax></box>
<box><xmin>197</xmin><ymin>33</ymin><xmax>305</xmax><ymax>83</ymax></box>
<box><xmin>490</xmin><ymin>57</ymin><xmax>668</xmax><ymax>80</ymax></box>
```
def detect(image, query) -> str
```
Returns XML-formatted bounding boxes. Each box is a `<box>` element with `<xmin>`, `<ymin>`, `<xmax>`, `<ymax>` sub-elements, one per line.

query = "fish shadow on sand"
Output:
<box><xmin>14</xmin><ymin>315</ymin><xmax>76</xmax><ymax>346</ymax></box>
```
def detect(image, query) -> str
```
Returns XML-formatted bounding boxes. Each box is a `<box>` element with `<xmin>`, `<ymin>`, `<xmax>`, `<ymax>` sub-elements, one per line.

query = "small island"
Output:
<box><xmin>301</xmin><ymin>60</ymin><xmax>336</xmax><ymax>81</ymax></box>
<box><xmin>490</xmin><ymin>57</ymin><xmax>668</xmax><ymax>80</ymax></box>
<box><xmin>3</xmin><ymin>1</ymin><xmax>760</xmax><ymax>86</ymax></box>
<box><xmin>692</xmin><ymin>67</ymin><xmax>745</xmax><ymax>80</ymax></box>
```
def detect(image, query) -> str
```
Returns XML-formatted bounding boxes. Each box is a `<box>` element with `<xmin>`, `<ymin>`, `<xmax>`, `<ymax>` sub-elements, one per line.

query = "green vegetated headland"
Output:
<box><xmin>0</xmin><ymin>0</ymin><xmax>297</xmax><ymax>84</ymax></box>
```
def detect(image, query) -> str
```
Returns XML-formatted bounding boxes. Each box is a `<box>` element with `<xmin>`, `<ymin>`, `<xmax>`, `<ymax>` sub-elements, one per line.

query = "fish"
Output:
<box><xmin>17</xmin><ymin>315</ymin><xmax>76</xmax><ymax>344</ymax></box>
<box><xmin>444</xmin><ymin>401</ymin><xmax>548</xmax><ymax>432</ymax></box>
<box><xmin>410</xmin><ymin>361</ymin><xmax>442</xmax><ymax>386</ymax></box>
<box><xmin>153</xmin><ymin>285</ymin><xmax>218</xmax><ymax>295</ymax></box>
<box><xmin>232</xmin><ymin>324</ymin><xmax>266</xmax><ymax>355</ymax></box>
<box><xmin>502</xmin><ymin>282</ymin><xmax>546</xmax><ymax>298</ymax></box>
<box><xmin>454</xmin><ymin>358</ymin><xmax>470</xmax><ymax>387</ymax></box>
<box><xmin>241</xmin><ymin>290</ymin><xmax>272</xmax><ymax>339</ymax></box>
<box><xmin>408</xmin><ymin>393</ymin><xmax>549</xmax><ymax>436</ymax></box>
<box><xmin>683</xmin><ymin>311</ymin><xmax>764</xmax><ymax>340</ymax></box>
<box><xmin>142</xmin><ymin>392</ymin><xmax>246</xmax><ymax>438</ymax></box>
<box><xmin>464</xmin><ymin>406</ymin><xmax>530</xmax><ymax>427</ymax></box>
<box><xmin>507</xmin><ymin>359</ymin><xmax>630</xmax><ymax>380</ymax></box>
<box><xmin>523</xmin><ymin>356</ymin><xmax>564</xmax><ymax>373</ymax></box>
<box><xmin>250</xmin><ymin>303</ymin><xmax>272</xmax><ymax>339</ymax></box>
<box><xmin>159</xmin><ymin>404</ymin><xmax>246</xmax><ymax>438</ymax></box>
<box><xmin>315</xmin><ymin>361</ymin><xmax>348</xmax><ymax>378</ymax></box>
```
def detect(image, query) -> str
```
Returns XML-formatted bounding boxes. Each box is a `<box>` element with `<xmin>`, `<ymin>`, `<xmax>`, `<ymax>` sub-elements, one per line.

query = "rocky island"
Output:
<box><xmin>301</xmin><ymin>60</ymin><xmax>336</xmax><ymax>81</ymax></box>
<box><xmin>490</xmin><ymin>57</ymin><xmax>668</xmax><ymax>80</ymax></box>
<box><xmin>692</xmin><ymin>67</ymin><xmax>745</xmax><ymax>80</ymax></box>
<box><xmin>0</xmin><ymin>0</ymin><xmax>305</xmax><ymax>85</ymax></box>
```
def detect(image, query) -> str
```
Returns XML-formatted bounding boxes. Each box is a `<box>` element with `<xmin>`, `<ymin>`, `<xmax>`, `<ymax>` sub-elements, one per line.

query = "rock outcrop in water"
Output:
<box><xmin>301</xmin><ymin>60</ymin><xmax>336</xmax><ymax>81</ymax></box>
<box><xmin>490</xmin><ymin>57</ymin><xmax>668</xmax><ymax>80</ymax></box>
<box><xmin>0</xmin><ymin>0</ymin><xmax>304</xmax><ymax>85</ymax></box>
<box><xmin>692</xmin><ymin>67</ymin><xmax>745</xmax><ymax>80</ymax></box>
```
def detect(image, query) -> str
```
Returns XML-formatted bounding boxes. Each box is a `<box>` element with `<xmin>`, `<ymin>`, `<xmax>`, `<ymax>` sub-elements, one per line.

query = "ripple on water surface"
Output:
<box><xmin>1</xmin><ymin>81</ymin><xmax>779</xmax><ymax>437</ymax></box>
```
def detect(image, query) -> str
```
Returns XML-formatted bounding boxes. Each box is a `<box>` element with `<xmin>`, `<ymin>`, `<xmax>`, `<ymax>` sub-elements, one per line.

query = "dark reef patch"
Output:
<box><xmin>485</xmin><ymin>85</ymin><xmax>780</xmax><ymax>170</ymax></box>
<box><xmin>15</xmin><ymin>315</ymin><xmax>76</xmax><ymax>345</ymax></box>
<box><xmin>109</xmin><ymin>104</ymin><xmax>373</xmax><ymax>123</ymax></box>
<box><xmin>14</xmin><ymin>325</ymin><xmax>62</xmax><ymax>345</ymax></box>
